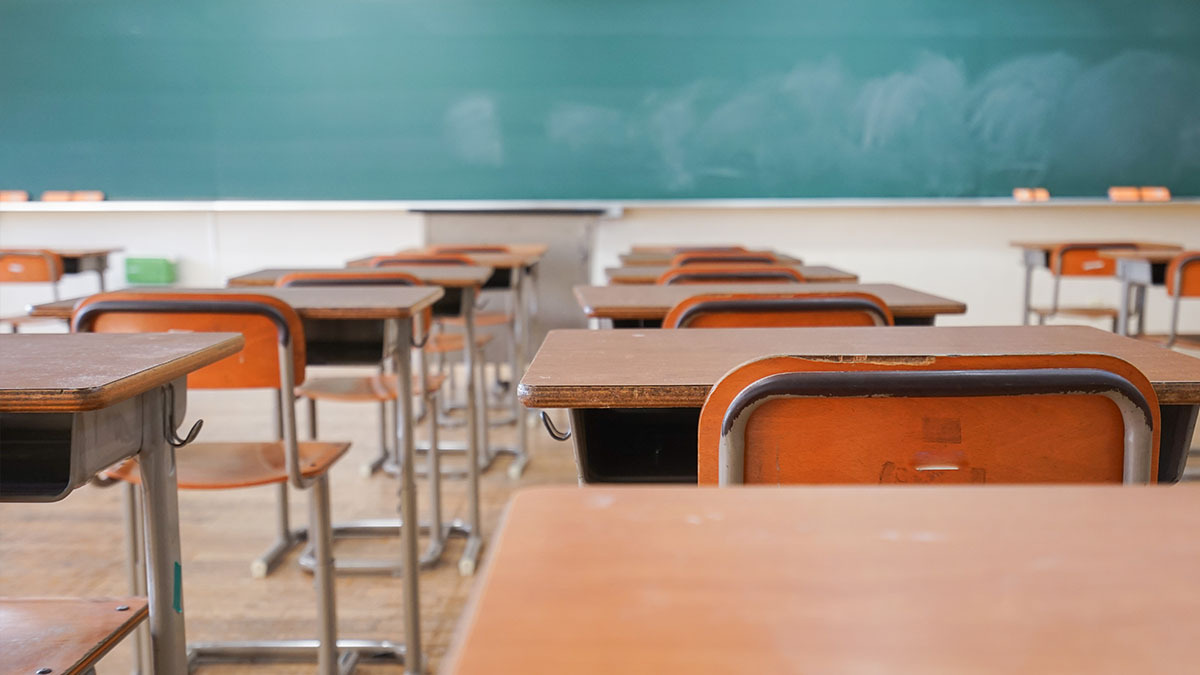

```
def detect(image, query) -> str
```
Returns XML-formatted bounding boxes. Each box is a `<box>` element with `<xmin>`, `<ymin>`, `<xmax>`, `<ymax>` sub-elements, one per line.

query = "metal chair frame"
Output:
<box><xmin>666</xmin><ymin>294</ymin><xmax>893</xmax><ymax>328</ymax></box>
<box><xmin>1167</xmin><ymin>252</ymin><xmax>1200</xmax><ymax>348</ymax></box>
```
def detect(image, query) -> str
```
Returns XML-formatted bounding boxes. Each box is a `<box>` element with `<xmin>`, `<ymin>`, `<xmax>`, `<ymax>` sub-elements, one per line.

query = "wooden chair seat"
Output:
<box><xmin>103</xmin><ymin>441</ymin><xmax>351</xmax><ymax>489</ymax></box>
<box><xmin>0</xmin><ymin>597</ymin><xmax>148</xmax><ymax>675</ymax></box>
<box><xmin>426</xmin><ymin>332</ymin><xmax>494</xmax><ymax>354</ymax></box>
<box><xmin>296</xmin><ymin>373</ymin><xmax>447</xmax><ymax>402</ymax></box>
<box><xmin>1029</xmin><ymin>306</ymin><xmax>1120</xmax><ymax>319</ymax></box>
<box><xmin>437</xmin><ymin>311</ymin><xmax>514</xmax><ymax>328</ymax></box>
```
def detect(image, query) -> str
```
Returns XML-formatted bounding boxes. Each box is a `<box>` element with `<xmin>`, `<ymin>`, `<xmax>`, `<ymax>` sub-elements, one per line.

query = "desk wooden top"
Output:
<box><xmin>1</xmin><ymin>247</ymin><xmax>121</xmax><ymax>258</ymax></box>
<box><xmin>619</xmin><ymin>249</ymin><xmax>802</xmax><ymax>266</ymax></box>
<box><xmin>0</xmin><ymin>333</ymin><xmax>243</xmax><ymax>412</ymax></box>
<box><xmin>29</xmin><ymin>286</ymin><xmax>445</xmax><ymax>321</ymax></box>
<box><xmin>575</xmin><ymin>283</ymin><xmax>966</xmax><ymax>320</ymax></box>
<box><xmin>0</xmin><ymin>597</ymin><xmax>149</xmax><ymax>675</ymax></box>
<box><xmin>226</xmin><ymin>266</ymin><xmax>491</xmax><ymax>289</ymax></box>
<box><xmin>1011</xmin><ymin>240</ymin><xmax>1182</xmax><ymax>253</ymax></box>
<box><xmin>605</xmin><ymin>264</ymin><xmax>859</xmax><ymax>285</ymax></box>
<box><xmin>347</xmin><ymin>243</ymin><xmax>546</xmax><ymax>269</ymax></box>
<box><xmin>1100</xmin><ymin>249</ymin><xmax>1186</xmax><ymax>263</ymax></box>
<box><xmin>445</xmin><ymin>485</ymin><xmax>1200</xmax><ymax>674</ymax></box>
<box><xmin>519</xmin><ymin>325</ymin><xmax>1200</xmax><ymax>408</ymax></box>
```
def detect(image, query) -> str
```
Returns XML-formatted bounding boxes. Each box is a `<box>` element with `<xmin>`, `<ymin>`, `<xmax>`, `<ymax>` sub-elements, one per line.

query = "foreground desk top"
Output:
<box><xmin>604</xmin><ymin>264</ymin><xmax>858</xmax><ymax>285</ymax></box>
<box><xmin>0</xmin><ymin>333</ymin><xmax>243</xmax><ymax>412</ymax></box>
<box><xmin>445</xmin><ymin>485</ymin><xmax>1200</xmax><ymax>674</ymax></box>
<box><xmin>520</xmin><ymin>325</ymin><xmax>1200</xmax><ymax>408</ymax></box>
<box><xmin>575</xmin><ymin>282</ymin><xmax>966</xmax><ymax>321</ymax></box>
<box><xmin>226</xmin><ymin>266</ymin><xmax>492</xmax><ymax>289</ymax></box>
<box><xmin>30</xmin><ymin>286</ymin><xmax>445</xmax><ymax>321</ymax></box>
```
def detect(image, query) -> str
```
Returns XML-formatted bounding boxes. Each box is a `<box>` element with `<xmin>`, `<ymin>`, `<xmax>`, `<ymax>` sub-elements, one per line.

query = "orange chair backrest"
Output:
<box><xmin>671</xmin><ymin>251</ymin><xmax>778</xmax><ymax>266</ymax></box>
<box><xmin>276</xmin><ymin>270</ymin><xmax>422</xmax><ymax>288</ymax></box>
<box><xmin>1166</xmin><ymin>251</ymin><xmax>1200</xmax><ymax>298</ymax></box>
<box><xmin>429</xmin><ymin>245</ymin><xmax>510</xmax><ymax>254</ymax></box>
<box><xmin>698</xmin><ymin>353</ymin><xmax>1159</xmax><ymax>486</ymax></box>
<box><xmin>1050</xmin><ymin>243</ymin><xmax>1136</xmax><ymax>277</ymax></box>
<box><xmin>657</xmin><ymin>264</ymin><xmax>804</xmax><ymax>285</ymax></box>
<box><xmin>0</xmin><ymin>250</ymin><xmax>63</xmax><ymax>283</ymax></box>
<box><xmin>71</xmin><ymin>292</ymin><xmax>307</xmax><ymax>389</ymax></box>
<box><xmin>369</xmin><ymin>254</ymin><xmax>473</xmax><ymax>267</ymax></box>
<box><xmin>663</xmin><ymin>292</ymin><xmax>894</xmax><ymax>328</ymax></box>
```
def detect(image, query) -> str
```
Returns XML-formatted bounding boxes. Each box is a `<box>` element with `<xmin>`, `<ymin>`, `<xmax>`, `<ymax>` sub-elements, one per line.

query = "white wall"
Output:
<box><xmin>2</xmin><ymin>201</ymin><xmax>1199</xmax><ymax>334</ymax></box>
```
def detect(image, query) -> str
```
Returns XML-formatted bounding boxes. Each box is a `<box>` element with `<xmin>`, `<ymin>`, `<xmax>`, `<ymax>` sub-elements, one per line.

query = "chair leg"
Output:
<box><xmin>251</xmin><ymin>483</ymin><xmax>307</xmax><ymax>578</ymax></box>
<box><xmin>310</xmin><ymin>474</ymin><xmax>339</xmax><ymax>674</ymax></box>
<box><xmin>124</xmin><ymin>481</ymin><xmax>151</xmax><ymax>675</ymax></box>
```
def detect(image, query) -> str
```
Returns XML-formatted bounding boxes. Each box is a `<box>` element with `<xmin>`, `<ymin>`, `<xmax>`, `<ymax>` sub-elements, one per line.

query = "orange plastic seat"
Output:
<box><xmin>1030</xmin><ymin>242</ymin><xmax>1137</xmax><ymax>330</ymax></box>
<box><xmin>663</xmin><ymin>292</ymin><xmax>894</xmax><ymax>328</ymax></box>
<box><xmin>438</xmin><ymin>310</ymin><xmax>513</xmax><ymax>328</ymax></box>
<box><xmin>657</xmin><ymin>264</ymin><xmax>805</xmax><ymax>285</ymax></box>
<box><xmin>105</xmin><ymin>441</ymin><xmax>349</xmax><ymax>489</ymax></box>
<box><xmin>427</xmin><ymin>332</ymin><xmax>494</xmax><ymax>354</ymax></box>
<box><xmin>671</xmin><ymin>251</ymin><xmax>778</xmax><ymax>266</ymax></box>
<box><xmin>0</xmin><ymin>597</ymin><xmax>148</xmax><ymax>675</ymax></box>
<box><xmin>699</xmin><ymin>353</ymin><xmax>1159</xmax><ymax>486</ymax></box>
<box><xmin>296</xmin><ymin>373</ymin><xmax>447</xmax><ymax>402</ymax></box>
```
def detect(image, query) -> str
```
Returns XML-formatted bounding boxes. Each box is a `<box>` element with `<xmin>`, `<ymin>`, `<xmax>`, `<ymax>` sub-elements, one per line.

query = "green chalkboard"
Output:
<box><xmin>3</xmin><ymin>0</ymin><xmax>1200</xmax><ymax>199</ymax></box>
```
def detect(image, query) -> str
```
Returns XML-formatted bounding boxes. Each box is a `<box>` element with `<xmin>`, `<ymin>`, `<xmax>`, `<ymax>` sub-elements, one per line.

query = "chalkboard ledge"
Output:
<box><xmin>1</xmin><ymin>198</ymin><xmax>1198</xmax><ymax>215</ymax></box>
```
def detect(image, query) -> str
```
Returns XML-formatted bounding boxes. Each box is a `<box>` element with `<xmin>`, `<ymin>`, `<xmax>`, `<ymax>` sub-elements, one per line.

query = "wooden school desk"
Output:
<box><xmin>519</xmin><ymin>325</ymin><xmax>1200</xmax><ymax>483</ymax></box>
<box><xmin>1099</xmin><ymin>249</ymin><xmax>1183</xmax><ymax>337</ymax></box>
<box><xmin>618</xmin><ymin>249</ymin><xmax>801</xmax><ymax>266</ymax></box>
<box><xmin>576</xmin><ymin>282</ymin><xmax>966</xmax><ymax>328</ymax></box>
<box><xmin>444</xmin><ymin>485</ymin><xmax>1200</xmax><ymax>675</ymax></box>
<box><xmin>1011</xmin><ymin>241</ymin><xmax>1181</xmax><ymax>326</ymax></box>
<box><xmin>0</xmin><ymin>332</ymin><xmax>244</xmax><ymax>673</ymax></box>
<box><xmin>604</xmin><ymin>263</ymin><xmax>859</xmax><ymax>285</ymax></box>
<box><xmin>30</xmin><ymin>286</ymin><xmax>444</xmax><ymax>669</ymax></box>
<box><xmin>227</xmin><ymin>265</ymin><xmax>514</xmax><ymax>492</ymax></box>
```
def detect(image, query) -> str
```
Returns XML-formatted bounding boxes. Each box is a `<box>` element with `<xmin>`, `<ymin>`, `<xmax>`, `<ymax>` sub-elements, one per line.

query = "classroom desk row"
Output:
<box><xmin>519</xmin><ymin>325</ymin><xmax>1200</xmax><ymax>483</ymax></box>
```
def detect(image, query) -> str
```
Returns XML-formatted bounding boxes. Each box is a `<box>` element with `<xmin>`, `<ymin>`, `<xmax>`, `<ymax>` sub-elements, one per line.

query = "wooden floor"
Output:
<box><xmin>0</xmin><ymin>367</ymin><xmax>579</xmax><ymax>673</ymax></box>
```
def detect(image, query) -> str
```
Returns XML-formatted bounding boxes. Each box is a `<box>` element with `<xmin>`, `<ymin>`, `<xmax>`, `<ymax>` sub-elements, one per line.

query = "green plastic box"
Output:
<box><xmin>125</xmin><ymin>257</ymin><xmax>176</xmax><ymax>285</ymax></box>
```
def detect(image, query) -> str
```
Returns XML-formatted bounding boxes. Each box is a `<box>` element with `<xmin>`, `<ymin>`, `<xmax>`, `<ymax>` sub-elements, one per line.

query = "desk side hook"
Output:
<box><xmin>540</xmin><ymin>410</ymin><xmax>571</xmax><ymax>441</ymax></box>
<box><xmin>162</xmin><ymin>384</ymin><xmax>203</xmax><ymax>448</ymax></box>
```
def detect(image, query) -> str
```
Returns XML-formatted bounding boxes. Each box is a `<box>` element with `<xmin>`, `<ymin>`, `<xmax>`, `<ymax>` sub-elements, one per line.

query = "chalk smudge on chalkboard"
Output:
<box><xmin>446</xmin><ymin>94</ymin><xmax>503</xmax><ymax>166</ymax></box>
<box><xmin>547</xmin><ymin>103</ymin><xmax>627</xmax><ymax>151</ymax></box>
<box><xmin>968</xmin><ymin>52</ymin><xmax>1081</xmax><ymax>187</ymax></box>
<box><xmin>543</xmin><ymin>48</ymin><xmax>1200</xmax><ymax>196</ymax></box>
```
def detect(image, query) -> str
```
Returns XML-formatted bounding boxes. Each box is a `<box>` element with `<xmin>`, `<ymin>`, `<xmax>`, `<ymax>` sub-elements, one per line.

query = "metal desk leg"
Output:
<box><xmin>138</xmin><ymin>388</ymin><xmax>188</xmax><ymax>674</ymax></box>
<box><xmin>97</xmin><ymin>256</ymin><xmax>108</xmax><ymax>292</ymax></box>
<box><xmin>460</xmin><ymin>286</ymin><xmax>485</xmax><ymax>576</ymax></box>
<box><xmin>391</xmin><ymin>317</ymin><xmax>422</xmax><ymax>675</ymax></box>
<box><xmin>1118</xmin><ymin>276</ymin><xmax>1132</xmax><ymax>336</ymax></box>
<box><xmin>1021</xmin><ymin>255</ymin><xmax>1035</xmax><ymax>325</ymax></box>
<box><xmin>1135</xmin><ymin>284</ymin><xmax>1148</xmax><ymax>336</ymax></box>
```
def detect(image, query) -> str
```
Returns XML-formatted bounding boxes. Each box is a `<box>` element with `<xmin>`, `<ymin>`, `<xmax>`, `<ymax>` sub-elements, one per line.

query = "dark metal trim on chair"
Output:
<box><xmin>674</xmin><ymin>297</ymin><xmax>890</xmax><ymax>328</ymax></box>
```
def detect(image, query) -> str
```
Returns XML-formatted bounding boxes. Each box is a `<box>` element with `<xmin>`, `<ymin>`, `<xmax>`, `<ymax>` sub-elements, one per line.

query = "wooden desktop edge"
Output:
<box><xmin>0</xmin><ymin>334</ymin><xmax>244</xmax><ymax>412</ymax></box>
